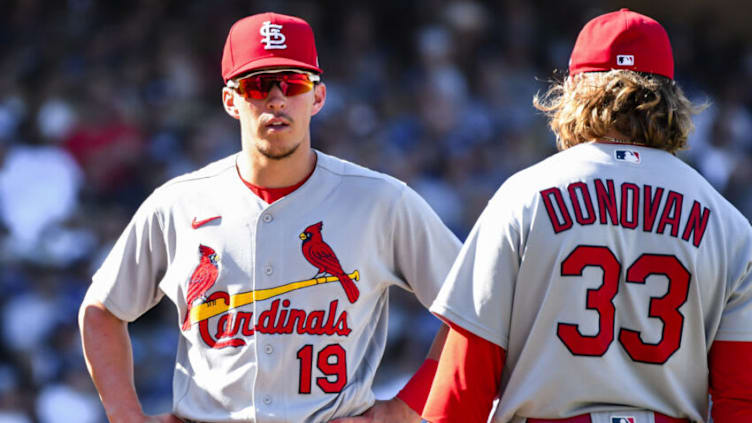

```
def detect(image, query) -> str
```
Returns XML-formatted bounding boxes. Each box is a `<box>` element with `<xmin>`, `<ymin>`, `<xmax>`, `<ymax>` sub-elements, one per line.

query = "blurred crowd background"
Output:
<box><xmin>1</xmin><ymin>0</ymin><xmax>750</xmax><ymax>421</ymax></box>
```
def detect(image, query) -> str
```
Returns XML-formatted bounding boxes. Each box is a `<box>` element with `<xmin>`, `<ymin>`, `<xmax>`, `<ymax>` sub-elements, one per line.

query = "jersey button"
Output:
<box><xmin>264</xmin><ymin>344</ymin><xmax>273</xmax><ymax>354</ymax></box>
<box><xmin>262</xmin><ymin>214</ymin><xmax>273</xmax><ymax>223</ymax></box>
<box><xmin>263</xmin><ymin>395</ymin><xmax>272</xmax><ymax>405</ymax></box>
<box><xmin>264</xmin><ymin>265</ymin><xmax>273</xmax><ymax>275</ymax></box>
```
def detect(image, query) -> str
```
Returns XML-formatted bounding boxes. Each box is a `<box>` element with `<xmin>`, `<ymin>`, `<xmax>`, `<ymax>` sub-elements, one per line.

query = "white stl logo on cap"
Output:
<box><xmin>260</xmin><ymin>21</ymin><xmax>287</xmax><ymax>50</ymax></box>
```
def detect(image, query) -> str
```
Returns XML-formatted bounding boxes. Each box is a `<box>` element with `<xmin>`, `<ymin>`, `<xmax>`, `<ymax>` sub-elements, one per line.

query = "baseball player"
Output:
<box><xmin>78</xmin><ymin>12</ymin><xmax>460</xmax><ymax>423</ymax></box>
<box><xmin>422</xmin><ymin>9</ymin><xmax>752</xmax><ymax>423</ymax></box>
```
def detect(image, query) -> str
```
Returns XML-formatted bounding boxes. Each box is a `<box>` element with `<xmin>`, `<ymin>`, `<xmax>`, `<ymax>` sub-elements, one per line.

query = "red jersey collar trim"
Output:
<box><xmin>235</xmin><ymin>156</ymin><xmax>317</xmax><ymax>204</ymax></box>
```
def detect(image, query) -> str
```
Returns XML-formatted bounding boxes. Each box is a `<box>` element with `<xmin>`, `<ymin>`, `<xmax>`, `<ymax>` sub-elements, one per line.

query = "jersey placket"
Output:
<box><xmin>252</xmin><ymin>201</ymin><xmax>286</xmax><ymax>422</ymax></box>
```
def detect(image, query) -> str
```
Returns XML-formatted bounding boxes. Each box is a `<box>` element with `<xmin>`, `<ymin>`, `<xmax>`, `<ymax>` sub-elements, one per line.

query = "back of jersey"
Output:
<box><xmin>432</xmin><ymin>141</ymin><xmax>752</xmax><ymax>422</ymax></box>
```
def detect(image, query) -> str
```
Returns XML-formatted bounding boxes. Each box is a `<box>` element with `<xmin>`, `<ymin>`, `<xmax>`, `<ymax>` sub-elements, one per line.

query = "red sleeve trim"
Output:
<box><xmin>396</xmin><ymin>359</ymin><xmax>439</xmax><ymax>415</ymax></box>
<box><xmin>422</xmin><ymin>326</ymin><xmax>506</xmax><ymax>423</ymax></box>
<box><xmin>709</xmin><ymin>340</ymin><xmax>752</xmax><ymax>422</ymax></box>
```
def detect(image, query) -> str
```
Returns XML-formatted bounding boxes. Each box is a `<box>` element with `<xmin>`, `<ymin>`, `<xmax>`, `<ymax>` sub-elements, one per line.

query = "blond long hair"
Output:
<box><xmin>533</xmin><ymin>70</ymin><xmax>703</xmax><ymax>153</ymax></box>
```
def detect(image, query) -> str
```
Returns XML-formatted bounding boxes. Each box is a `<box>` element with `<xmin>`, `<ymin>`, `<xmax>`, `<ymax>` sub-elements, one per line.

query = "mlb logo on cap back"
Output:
<box><xmin>616</xmin><ymin>55</ymin><xmax>634</xmax><ymax>66</ymax></box>
<box><xmin>222</xmin><ymin>12</ymin><xmax>322</xmax><ymax>83</ymax></box>
<box><xmin>568</xmin><ymin>8</ymin><xmax>674</xmax><ymax>79</ymax></box>
<box><xmin>611</xmin><ymin>417</ymin><xmax>636</xmax><ymax>423</ymax></box>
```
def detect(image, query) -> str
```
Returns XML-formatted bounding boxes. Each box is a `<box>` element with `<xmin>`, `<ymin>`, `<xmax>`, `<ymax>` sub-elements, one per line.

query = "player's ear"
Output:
<box><xmin>311</xmin><ymin>82</ymin><xmax>326</xmax><ymax>117</ymax></box>
<box><xmin>222</xmin><ymin>87</ymin><xmax>240</xmax><ymax>120</ymax></box>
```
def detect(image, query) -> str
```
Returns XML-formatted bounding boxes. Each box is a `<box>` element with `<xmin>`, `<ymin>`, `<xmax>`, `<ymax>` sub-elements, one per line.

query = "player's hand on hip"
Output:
<box><xmin>328</xmin><ymin>398</ymin><xmax>421</xmax><ymax>423</ymax></box>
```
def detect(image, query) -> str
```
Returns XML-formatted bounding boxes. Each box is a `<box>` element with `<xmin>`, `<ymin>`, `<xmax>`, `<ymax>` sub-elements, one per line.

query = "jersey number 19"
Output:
<box><xmin>297</xmin><ymin>344</ymin><xmax>347</xmax><ymax>394</ymax></box>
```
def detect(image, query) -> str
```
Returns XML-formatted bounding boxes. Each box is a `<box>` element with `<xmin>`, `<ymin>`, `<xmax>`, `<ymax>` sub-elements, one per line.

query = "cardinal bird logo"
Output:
<box><xmin>300</xmin><ymin>221</ymin><xmax>359</xmax><ymax>303</ymax></box>
<box><xmin>182</xmin><ymin>244</ymin><xmax>220</xmax><ymax>330</ymax></box>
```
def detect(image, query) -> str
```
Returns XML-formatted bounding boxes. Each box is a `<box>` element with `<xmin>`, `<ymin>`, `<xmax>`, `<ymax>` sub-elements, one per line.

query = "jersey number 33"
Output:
<box><xmin>556</xmin><ymin>245</ymin><xmax>690</xmax><ymax>364</ymax></box>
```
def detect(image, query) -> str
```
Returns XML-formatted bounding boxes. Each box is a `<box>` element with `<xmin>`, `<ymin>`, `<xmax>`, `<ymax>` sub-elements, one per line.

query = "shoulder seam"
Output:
<box><xmin>316</xmin><ymin>159</ymin><xmax>407</xmax><ymax>186</ymax></box>
<box><xmin>159</xmin><ymin>159</ymin><xmax>236</xmax><ymax>189</ymax></box>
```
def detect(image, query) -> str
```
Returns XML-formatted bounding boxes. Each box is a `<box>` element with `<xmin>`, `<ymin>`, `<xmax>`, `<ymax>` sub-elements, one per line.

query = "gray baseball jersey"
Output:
<box><xmin>430</xmin><ymin>143</ymin><xmax>752</xmax><ymax>422</ymax></box>
<box><xmin>88</xmin><ymin>150</ymin><xmax>461</xmax><ymax>422</ymax></box>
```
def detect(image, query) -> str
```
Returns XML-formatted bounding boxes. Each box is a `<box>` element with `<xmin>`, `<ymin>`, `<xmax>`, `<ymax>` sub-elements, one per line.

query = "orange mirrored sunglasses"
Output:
<box><xmin>229</xmin><ymin>70</ymin><xmax>320</xmax><ymax>100</ymax></box>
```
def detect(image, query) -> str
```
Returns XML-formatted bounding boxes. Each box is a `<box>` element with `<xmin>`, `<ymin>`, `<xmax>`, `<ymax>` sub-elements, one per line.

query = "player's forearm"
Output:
<box><xmin>426</xmin><ymin>323</ymin><xmax>449</xmax><ymax>361</ymax></box>
<box><xmin>79</xmin><ymin>298</ymin><xmax>146</xmax><ymax>423</ymax></box>
<box><xmin>393</xmin><ymin>323</ymin><xmax>449</xmax><ymax>417</ymax></box>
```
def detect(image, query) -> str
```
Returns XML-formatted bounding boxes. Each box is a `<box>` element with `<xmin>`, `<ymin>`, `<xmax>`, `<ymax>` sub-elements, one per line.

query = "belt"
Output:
<box><xmin>528</xmin><ymin>412</ymin><xmax>689</xmax><ymax>423</ymax></box>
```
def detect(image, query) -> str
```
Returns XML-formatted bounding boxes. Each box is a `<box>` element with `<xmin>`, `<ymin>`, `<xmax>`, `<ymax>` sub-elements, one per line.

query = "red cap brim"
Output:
<box><xmin>225</xmin><ymin>58</ymin><xmax>322</xmax><ymax>82</ymax></box>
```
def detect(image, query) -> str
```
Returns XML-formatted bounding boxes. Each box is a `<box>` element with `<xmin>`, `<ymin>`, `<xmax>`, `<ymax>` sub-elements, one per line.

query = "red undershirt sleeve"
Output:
<box><xmin>396</xmin><ymin>359</ymin><xmax>439</xmax><ymax>415</ymax></box>
<box><xmin>422</xmin><ymin>325</ymin><xmax>506</xmax><ymax>423</ymax></box>
<box><xmin>708</xmin><ymin>340</ymin><xmax>752</xmax><ymax>422</ymax></box>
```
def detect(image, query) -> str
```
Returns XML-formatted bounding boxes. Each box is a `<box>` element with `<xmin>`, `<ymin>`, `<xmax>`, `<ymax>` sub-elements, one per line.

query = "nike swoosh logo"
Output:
<box><xmin>192</xmin><ymin>216</ymin><xmax>221</xmax><ymax>229</ymax></box>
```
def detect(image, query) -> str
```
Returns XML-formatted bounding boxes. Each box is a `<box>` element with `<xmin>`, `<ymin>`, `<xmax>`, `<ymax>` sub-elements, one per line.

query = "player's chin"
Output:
<box><xmin>256</xmin><ymin>141</ymin><xmax>300</xmax><ymax>160</ymax></box>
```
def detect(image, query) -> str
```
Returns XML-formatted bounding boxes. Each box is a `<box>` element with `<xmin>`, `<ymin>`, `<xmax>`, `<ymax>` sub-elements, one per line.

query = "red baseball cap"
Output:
<box><xmin>569</xmin><ymin>8</ymin><xmax>674</xmax><ymax>79</ymax></box>
<box><xmin>221</xmin><ymin>12</ymin><xmax>322</xmax><ymax>83</ymax></box>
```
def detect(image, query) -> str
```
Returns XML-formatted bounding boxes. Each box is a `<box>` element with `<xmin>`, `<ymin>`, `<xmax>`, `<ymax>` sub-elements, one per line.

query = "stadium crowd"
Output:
<box><xmin>0</xmin><ymin>1</ymin><xmax>750</xmax><ymax>421</ymax></box>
